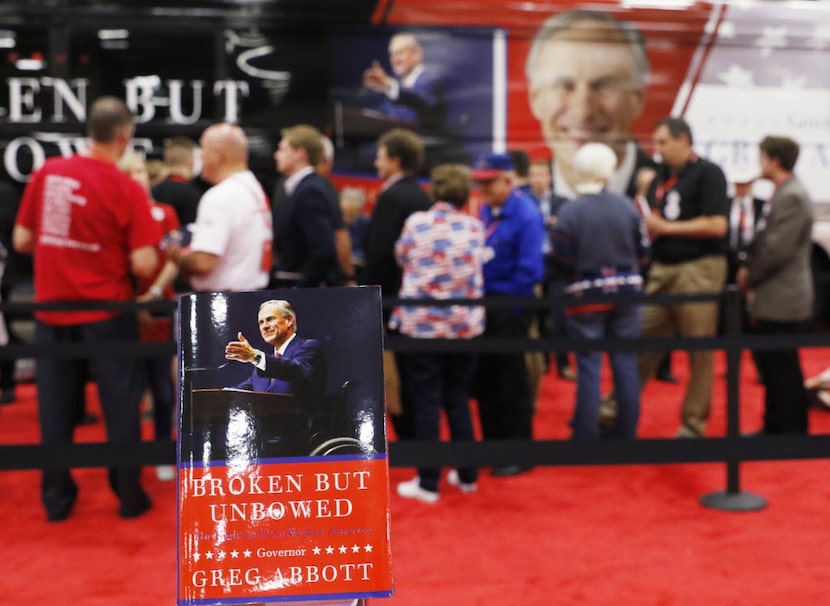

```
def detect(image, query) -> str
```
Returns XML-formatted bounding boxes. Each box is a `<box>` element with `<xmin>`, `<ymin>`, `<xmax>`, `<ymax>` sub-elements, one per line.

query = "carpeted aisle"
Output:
<box><xmin>2</xmin><ymin>350</ymin><xmax>830</xmax><ymax>605</ymax></box>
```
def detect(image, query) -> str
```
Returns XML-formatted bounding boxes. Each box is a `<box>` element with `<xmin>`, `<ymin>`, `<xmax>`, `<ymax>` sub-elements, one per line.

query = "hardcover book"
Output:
<box><xmin>176</xmin><ymin>287</ymin><xmax>393</xmax><ymax>605</ymax></box>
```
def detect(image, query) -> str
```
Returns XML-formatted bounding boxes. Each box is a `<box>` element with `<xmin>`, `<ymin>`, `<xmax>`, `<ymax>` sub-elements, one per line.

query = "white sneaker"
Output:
<box><xmin>155</xmin><ymin>465</ymin><xmax>176</xmax><ymax>482</ymax></box>
<box><xmin>447</xmin><ymin>469</ymin><xmax>477</xmax><ymax>493</ymax></box>
<box><xmin>396</xmin><ymin>477</ymin><xmax>439</xmax><ymax>504</ymax></box>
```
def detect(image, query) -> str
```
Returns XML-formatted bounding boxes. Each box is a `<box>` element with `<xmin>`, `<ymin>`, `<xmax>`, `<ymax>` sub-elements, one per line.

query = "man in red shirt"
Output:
<box><xmin>13</xmin><ymin>96</ymin><xmax>159</xmax><ymax>521</ymax></box>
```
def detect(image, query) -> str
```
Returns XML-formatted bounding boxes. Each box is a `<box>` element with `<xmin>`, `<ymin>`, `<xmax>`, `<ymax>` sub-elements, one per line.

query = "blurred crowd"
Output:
<box><xmin>0</xmin><ymin>83</ymin><xmax>823</xmax><ymax>516</ymax></box>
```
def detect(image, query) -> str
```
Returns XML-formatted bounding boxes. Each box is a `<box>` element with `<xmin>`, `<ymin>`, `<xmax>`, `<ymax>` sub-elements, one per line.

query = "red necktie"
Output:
<box><xmin>269</xmin><ymin>352</ymin><xmax>281</xmax><ymax>387</ymax></box>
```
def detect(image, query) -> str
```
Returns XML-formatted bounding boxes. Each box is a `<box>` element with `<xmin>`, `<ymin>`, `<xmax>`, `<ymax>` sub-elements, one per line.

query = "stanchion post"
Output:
<box><xmin>700</xmin><ymin>285</ymin><xmax>766</xmax><ymax>511</ymax></box>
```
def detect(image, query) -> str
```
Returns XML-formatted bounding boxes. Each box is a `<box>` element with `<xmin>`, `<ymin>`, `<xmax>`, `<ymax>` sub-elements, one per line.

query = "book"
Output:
<box><xmin>176</xmin><ymin>287</ymin><xmax>393</xmax><ymax>605</ymax></box>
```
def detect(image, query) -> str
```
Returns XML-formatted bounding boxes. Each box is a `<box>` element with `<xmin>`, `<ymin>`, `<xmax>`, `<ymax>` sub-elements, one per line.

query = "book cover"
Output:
<box><xmin>176</xmin><ymin>287</ymin><xmax>393</xmax><ymax>605</ymax></box>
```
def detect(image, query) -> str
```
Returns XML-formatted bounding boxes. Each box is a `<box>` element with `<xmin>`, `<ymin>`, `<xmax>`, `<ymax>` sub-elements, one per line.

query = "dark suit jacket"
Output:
<box><xmin>364</xmin><ymin>175</ymin><xmax>432</xmax><ymax>300</ymax></box>
<box><xmin>235</xmin><ymin>335</ymin><xmax>328</xmax><ymax>413</ymax></box>
<box><xmin>274</xmin><ymin>172</ymin><xmax>339</xmax><ymax>286</ymax></box>
<box><xmin>378</xmin><ymin>70</ymin><xmax>447</xmax><ymax>133</ymax></box>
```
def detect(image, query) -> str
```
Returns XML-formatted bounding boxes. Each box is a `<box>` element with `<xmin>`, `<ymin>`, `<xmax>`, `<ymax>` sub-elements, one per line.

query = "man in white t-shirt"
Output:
<box><xmin>172</xmin><ymin>123</ymin><xmax>272</xmax><ymax>292</ymax></box>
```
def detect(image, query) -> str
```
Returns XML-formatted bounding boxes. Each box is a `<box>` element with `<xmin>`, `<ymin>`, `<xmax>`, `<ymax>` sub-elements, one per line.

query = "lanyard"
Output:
<box><xmin>653</xmin><ymin>176</ymin><xmax>678</xmax><ymax>209</ymax></box>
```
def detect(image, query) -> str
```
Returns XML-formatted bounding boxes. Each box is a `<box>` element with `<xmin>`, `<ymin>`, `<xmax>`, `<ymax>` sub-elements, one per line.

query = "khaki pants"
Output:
<box><xmin>602</xmin><ymin>255</ymin><xmax>727</xmax><ymax>437</ymax></box>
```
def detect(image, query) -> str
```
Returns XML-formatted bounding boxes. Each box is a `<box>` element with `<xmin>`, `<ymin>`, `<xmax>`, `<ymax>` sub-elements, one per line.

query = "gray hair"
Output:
<box><xmin>573</xmin><ymin>143</ymin><xmax>617</xmax><ymax>194</ymax></box>
<box><xmin>391</xmin><ymin>31</ymin><xmax>422</xmax><ymax>52</ymax></box>
<box><xmin>258</xmin><ymin>299</ymin><xmax>297</xmax><ymax>329</ymax></box>
<box><xmin>526</xmin><ymin>9</ymin><xmax>650</xmax><ymax>89</ymax></box>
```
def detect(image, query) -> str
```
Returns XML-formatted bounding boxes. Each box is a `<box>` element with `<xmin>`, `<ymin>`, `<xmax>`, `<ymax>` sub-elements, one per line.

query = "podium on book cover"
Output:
<box><xmin>182</xmin><ymin>388</ymin><xmax>310</xmax><ymax>461</ymax></box>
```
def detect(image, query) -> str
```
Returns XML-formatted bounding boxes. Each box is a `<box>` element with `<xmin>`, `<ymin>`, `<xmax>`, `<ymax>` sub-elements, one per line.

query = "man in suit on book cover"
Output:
<box><xmin>224</xmin><ymin>299</ymin><xmax>327</xmax><ymax>411</ymax></box>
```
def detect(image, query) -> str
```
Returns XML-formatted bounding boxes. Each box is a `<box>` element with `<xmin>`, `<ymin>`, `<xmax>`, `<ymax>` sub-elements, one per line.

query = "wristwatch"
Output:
<box><xmin>252</xmin><ymin>352</ymin><xmax>263</xmax><ymax>366</ymax></box>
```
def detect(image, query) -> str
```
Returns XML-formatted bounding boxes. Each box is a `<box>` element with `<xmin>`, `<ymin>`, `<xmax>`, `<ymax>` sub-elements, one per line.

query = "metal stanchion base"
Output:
<box><xmin>699</xmin><ymin>491</ymin><xmax>767</xmax><ymax>512</ymax></box>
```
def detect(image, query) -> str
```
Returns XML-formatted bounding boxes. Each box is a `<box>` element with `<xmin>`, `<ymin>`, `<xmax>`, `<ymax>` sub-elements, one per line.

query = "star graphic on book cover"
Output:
<box><xmin>205</xmin><ymin>551</ymin><xmax>214</xmax><ymax>560</ymax></box>
<box><xmin>193</xmin><ymin>552</ymin><xmax>201</xmax><ymax>562</ymax></box>
<box><xmin>339</xmin><ymin>545</ymin><xmax>348</xmax><ymax>554</ymax></box>
<box><xmin>216</xmin><ymin>550</ymin><xmax>226</xmax><ymax>561</ymax></box>
<box><xmin>230</xmin><ymin>550</ymin><xmax>239</xmax><ymax>558</ymax></box>
<box><xmin>352</xmin><ymin>544</ymin><xmax>361</xmax><ymax>553</ymax></box>
<box><xmin>243</xmin><ymin>549</ymin><xmax>252</xmax><ymax>558</ymax></box>
<box><xmin>364</xmin><ymin>544</ymin><xmax>373</xmax><ymax>553</ymax></box>
<box><xmin>326</xmin><ymin>546</ymin><xmax>335</xmax><ymax>555</ymax></box>
<box><xmin>313</xmin><ymin>546</ymin><xmax>321</xmax><ymax>555</ymax></box>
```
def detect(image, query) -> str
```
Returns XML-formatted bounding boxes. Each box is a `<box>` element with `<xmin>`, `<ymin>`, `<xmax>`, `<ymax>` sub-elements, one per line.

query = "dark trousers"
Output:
<box><xmin>751</xmin><ymin>319</ymin><xmax>809</xmax><ymax>434</ymax></box>
<box><xmin>0</xmin><ymin>281</ymin><xmax>18</xmax><ymax>393</ymax></box>
<box><xmin>36</xmin><ymin>314</ymin><xmax>149</xmax><ymax>518</ymax></box>
<box><xmin>397</xmin><ymin>349</ymin><xmax>479</xmax><ymax>491</ymax></box>
<box><xmin>145</xmin><ymin>354</ymin><xmax>175</xmax><ymax>441</ymax></box>
<box><xmin>543</xmin><ymin>275</ymin><xmax>571</xmax><ymax>371</ymax></box>
<box><xmin>475</xmin><ymin>307</ymin><xmax>534</xmax><ymax>440</ymax></box>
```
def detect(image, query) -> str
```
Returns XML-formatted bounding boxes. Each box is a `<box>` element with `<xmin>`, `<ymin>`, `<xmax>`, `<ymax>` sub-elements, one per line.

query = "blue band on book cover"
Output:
<box><xmin>176</xmin><ymin>287</ymin><xmax>393</xmax><ymax>605</ymax></box>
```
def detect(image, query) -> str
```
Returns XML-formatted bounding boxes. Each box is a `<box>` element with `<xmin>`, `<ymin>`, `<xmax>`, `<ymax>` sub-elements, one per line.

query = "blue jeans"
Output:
<box><xmin>565</xmin><ymin>306</ymin><xmax>642</xmax><ymax>439</ymax></box>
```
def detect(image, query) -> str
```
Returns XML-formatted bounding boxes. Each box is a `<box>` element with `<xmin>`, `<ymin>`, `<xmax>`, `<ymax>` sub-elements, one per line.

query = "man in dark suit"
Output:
<box><xmin>738</xmin><ymin>136</ymin><xmax>814</xmax><ymax>435</ymax></box>
<box><xmin>364</xmin><ymin>128</ymin><xmax>431</xmax><ymax>303</ymax></box>
<box><xmin>362</xmin><ymin>31</ymin><xmax>447</xmax><ymax>134</ymax></box>
<box><xmin>364</xmin><ymin>128</ymin><xmax>431</xmax><ymax>439</ymax></box>
<box><xmin>272</xmin><ymin>124</ymin><xmax>340</xmax><ymax>287</ymax></box>
<box><xmin>224</xmin><ymin>299</ymin><xmax>327</xmax><ymax>412</ymax></box>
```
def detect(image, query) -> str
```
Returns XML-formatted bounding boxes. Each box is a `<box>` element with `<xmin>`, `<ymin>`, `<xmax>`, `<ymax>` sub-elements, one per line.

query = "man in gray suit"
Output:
<box><xmin>737</xmin><ymin>135</ymin><xmax>813</xmax><ymax>435</ymax></box>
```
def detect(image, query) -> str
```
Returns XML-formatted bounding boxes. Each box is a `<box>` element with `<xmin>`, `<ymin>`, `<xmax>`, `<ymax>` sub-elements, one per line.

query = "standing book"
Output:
<box><xmin>176</xmin><ymin>287</ymin><xmax>393</xmax><ymax>605</ymax></box>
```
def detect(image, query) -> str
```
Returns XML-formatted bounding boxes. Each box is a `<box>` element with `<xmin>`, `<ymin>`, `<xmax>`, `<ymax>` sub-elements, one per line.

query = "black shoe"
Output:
<box><xmin>491</xmin><ymin>465</ymin><xmax>533</xmax><ymax>477</ymax></box>
<box><xmin>76</xmin><ymin>412</ymin><xmax>99</xmax><ymax>426</ymax></box>
<box><xmin>46</xmin><ymin>485</ymin><xmax>78</xmax><ymax>522</ymax></box>
<box><xmin>120</xmin><ymin>493</ymin><xmax>152</xmax><ymax>519</ymax></box>
<box><xmin>656</xmin><ymin>371</ymin><xmax>679</xmax><ymax>384</ymax></box>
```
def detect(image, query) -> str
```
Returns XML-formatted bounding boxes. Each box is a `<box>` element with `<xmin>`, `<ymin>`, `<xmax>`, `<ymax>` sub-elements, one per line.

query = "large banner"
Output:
<box><xmin>2</xmin><ymin>1</ymin><xmax>830</xmax><ymax>206</ymax></box>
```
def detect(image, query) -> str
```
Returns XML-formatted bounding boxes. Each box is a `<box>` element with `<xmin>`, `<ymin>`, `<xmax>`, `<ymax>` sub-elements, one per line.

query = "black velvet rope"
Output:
<box><xmin>0</xmin><ymin>287</ymin><xmax>828</xmax><ymax>472</ymax></box>
<box><xmin>2</xmin><ymin>435</ymin><xmax>830</xmax><ymax>471</ymax></box>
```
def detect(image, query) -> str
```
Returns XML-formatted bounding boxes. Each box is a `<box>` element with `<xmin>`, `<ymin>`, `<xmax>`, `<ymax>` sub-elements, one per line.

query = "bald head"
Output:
<box><xmin>199</xmin><ymin>123</ymin><xmax>249</xmax><ymax>184</ymax></box>
<box><xmin>201</xmin><ymin>123</ymin><xmax>248</xmax><ymax>161</ymax></box>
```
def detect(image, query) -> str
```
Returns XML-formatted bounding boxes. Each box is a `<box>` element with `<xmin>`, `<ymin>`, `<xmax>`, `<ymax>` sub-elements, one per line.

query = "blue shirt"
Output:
<box><xmin>479</xmin><ymin>190</ymin><xmax>544</xmax><ymax>296</ymax></box>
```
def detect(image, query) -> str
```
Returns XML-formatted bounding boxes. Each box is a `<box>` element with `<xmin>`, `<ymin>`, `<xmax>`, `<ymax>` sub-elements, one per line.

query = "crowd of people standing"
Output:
<box><xmin>0</xmin><ymin>89</ymin><xmax>819</xmax><ymax>515</ymax></box>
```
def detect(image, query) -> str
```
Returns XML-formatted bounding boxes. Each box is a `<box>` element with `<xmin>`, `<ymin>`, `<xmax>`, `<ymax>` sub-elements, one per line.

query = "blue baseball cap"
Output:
<box><xmin>471</xmin><ymin>153</ymin><xmax>514</xmax><ymax>181</ymax></box>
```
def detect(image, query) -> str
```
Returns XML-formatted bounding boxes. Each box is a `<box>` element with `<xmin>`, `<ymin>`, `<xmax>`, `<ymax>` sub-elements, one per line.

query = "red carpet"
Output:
<box><xmin>3</xmin><ymin>350</ymin><xmax>830</xmax><ymax>605</ymax></box>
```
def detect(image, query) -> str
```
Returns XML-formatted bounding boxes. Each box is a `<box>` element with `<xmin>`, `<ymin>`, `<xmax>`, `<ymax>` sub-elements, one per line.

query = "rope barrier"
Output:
<box><xmin>1</xmin><ymin>285</ymin><xmax>829</xmax><ymax>509</ymax></box>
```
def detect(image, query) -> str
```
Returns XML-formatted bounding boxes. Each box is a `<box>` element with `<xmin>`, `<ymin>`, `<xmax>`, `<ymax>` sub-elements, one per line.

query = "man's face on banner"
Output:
<box><xmin>528</xmin><ymin>20</ymin><xmax>645</xmax><ymax>177</ymax></box>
